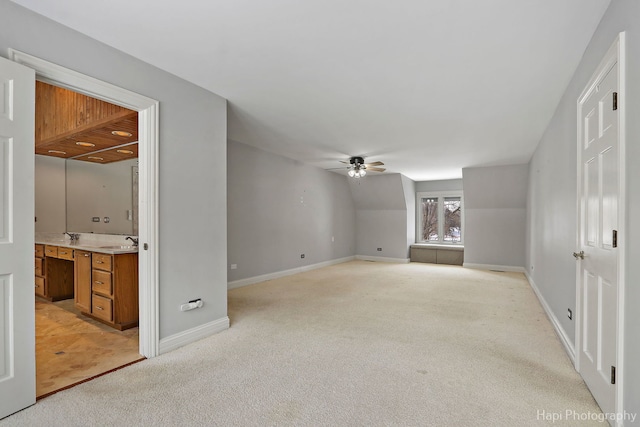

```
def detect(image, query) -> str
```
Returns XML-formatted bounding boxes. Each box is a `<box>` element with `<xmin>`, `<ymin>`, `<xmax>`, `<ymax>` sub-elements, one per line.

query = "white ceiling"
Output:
<box><xmin>12</xmin><ymin>0</ymin><xmax>611</xmax><ymax>181</ymax></box>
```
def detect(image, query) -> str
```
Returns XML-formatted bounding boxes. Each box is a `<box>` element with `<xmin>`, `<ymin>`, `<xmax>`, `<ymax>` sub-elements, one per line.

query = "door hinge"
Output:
<box><xmin>613</xmin><ymin>92</ymin><xmax>618</xmax><ymax>111</ymax></box>
<box><xmin>611</xmin><ymin>366</ymin><xmax>616</xmax><ymax>385</ymax></box>
<box><xmin>612</xmin><ymin>230</ymin><xmax>618</xmax><ymax>248</ymax></box>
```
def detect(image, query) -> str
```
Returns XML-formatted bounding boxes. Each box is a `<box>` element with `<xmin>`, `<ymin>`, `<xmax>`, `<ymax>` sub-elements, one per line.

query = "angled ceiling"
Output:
<box><xmin>12</xmin><ymin>0</ymin><xmax>611</xmax><ymax>180</ymax></box>
<box><xmin>35</xmin><ymin>81</ymin><xmax>139</xmax><ymax>164</ymax></box>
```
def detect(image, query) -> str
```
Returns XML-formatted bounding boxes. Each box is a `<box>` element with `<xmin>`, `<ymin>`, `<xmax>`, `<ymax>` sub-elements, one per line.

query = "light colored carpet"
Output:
<box><xmin>2</xmin><ymin>261</ymin><xmax>602</xmax><ymax>426</ymax></box>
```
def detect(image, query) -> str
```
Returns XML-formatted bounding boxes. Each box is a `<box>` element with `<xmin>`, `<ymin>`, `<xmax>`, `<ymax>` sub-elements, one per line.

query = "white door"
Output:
<box><xmin>577</xmin><ymin>56</ymin><xmax>620</xmax><ymax>414</ymax></box>
<box><xmin>0</xmin><ymin>57</ymin><xmax>36</xmax><ymax>418</ymax></box>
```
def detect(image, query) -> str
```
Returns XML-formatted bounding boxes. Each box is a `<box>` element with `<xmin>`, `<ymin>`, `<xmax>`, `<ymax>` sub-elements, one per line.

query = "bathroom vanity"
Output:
<box><xmin>35</xmin><ymin>240</ymin><xmax>138</xmax><ymax>330</ymax></box>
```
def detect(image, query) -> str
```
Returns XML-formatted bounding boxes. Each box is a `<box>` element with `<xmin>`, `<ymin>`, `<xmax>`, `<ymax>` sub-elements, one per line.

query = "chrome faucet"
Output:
<box><xmin>64</xmin><ymin>232</ymin><xmax>80</xmax><ymax>241</ymax></box>
<box><xmin>126</xmin><ymin>236</ymin><xmax>139</xmax><ymax>246</ymax></box>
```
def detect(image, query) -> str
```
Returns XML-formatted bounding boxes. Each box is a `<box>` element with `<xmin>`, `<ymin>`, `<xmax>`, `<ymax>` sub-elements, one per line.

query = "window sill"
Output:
<box><xmin>411</xmin><ymin>243</ymin><xmax>464</xmax><ymax>251</ymax></box>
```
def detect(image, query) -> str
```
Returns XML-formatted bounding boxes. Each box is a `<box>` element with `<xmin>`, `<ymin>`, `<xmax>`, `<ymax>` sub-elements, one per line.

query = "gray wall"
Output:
<box><xmin>349</xmin><ymin>174</ymin><xmax>411</xmax><ymax>259</ymax></box>
<box><xmin>34</xmin><ymin>155</ymin><xmax>65</xmax><ymax>233</ymax></box>
<box><xmin>415</xmin><ymin>179</ymin><xmax>463</xmax><ymax>192</ymax></box>
<box><xmin>526</xmin><ymin>0</ymin><xmax>640</xmax><ymax>416</ymax></box>
<box><xmin>1</xmin><ymin>2</ymin><xmax>228</xmax><ymax>339</ymax></box>
<box><xmin>227</xmin><ymin>140</ymin><xmax>356</xmax><ymax>282</ymax></box>
<box><xmin>401</xmin><ymin>175</ymin><xmax>416</xmax><ymax>252</ymax></box>
<box><xmin>463</xmin><ymin>164</ymin><xmax>528</xmax><ymax>268</ymax></box>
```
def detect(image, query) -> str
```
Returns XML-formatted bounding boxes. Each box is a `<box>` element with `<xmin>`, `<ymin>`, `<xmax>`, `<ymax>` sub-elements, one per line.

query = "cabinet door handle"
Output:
<box><xmin>84</xmin><ymin>254</ymin><xmax>90</xmax><ymax>257</ymax></box>
<box><xmin>95</xmin><ymin>281</ymin><xmax>103</xmax><ymax>285</ymax></box>
<box><xmin>95</xmin><ymin>306</ymin><xmax>104</xmax><ymax>310</ymax></box>
<box><xmin>60</xmin><ymin>251</ymin><xmax>67</xmax><ymax>255</ymax></box>
<box><xmin>96</xmin><ymin>260</ymin><xmax>103</xmax><ymax>264</ymax></box>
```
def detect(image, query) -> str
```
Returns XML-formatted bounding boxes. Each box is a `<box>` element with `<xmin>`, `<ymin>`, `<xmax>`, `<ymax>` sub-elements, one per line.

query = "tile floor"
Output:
<box><xmin>35</xmin><ymin>298</ymin><xmax>144</xmax><ymax>398</ymax></box>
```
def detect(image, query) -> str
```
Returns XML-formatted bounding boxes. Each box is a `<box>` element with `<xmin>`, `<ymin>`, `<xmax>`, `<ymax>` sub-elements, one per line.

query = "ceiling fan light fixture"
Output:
<box><xmin>48</xmin><ymin>150</ymin><xmax>66</xmax><ymax>155</ymax></box>
<box><xmin>75</xmin><ymin>141</ymin><xmax>95</xmax><ymax>147</ymax></box>
<box><xmin>116</xmin><ymin>149</ymin><xmax>134</xmax><ymax>154</ymax></box>
<box><xmin>87</xmin><ymin>156</ymin><xmax>104</xmax><ymax>161</ymax></box>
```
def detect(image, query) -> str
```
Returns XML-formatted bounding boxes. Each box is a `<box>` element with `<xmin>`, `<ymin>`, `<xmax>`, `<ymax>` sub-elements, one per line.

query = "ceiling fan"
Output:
<box><xmin>338</xmin><ymin>156</ymin><xmax>386</xmax><ymax>178</ymax></box>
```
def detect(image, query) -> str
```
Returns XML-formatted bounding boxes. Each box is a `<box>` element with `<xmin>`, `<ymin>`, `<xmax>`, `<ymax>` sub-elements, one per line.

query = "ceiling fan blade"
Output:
<box><xmin>367</xmin><ymin>167</ymin><xmax>386</xmax><ymax>172</ymax></box>
<box><xmin>339</xmin><ymin>160</ymin><xmax>349</xmax><ymax>164</ymax></box>
<box><xmin>364</xmin><ymin>161</ymin><xmax>384</xmax><ymax>166</ymax></box>
<box><xmin>326</xmin><ymin>167</ymin><xmax>348</xmax><ymax>171</ymax></box>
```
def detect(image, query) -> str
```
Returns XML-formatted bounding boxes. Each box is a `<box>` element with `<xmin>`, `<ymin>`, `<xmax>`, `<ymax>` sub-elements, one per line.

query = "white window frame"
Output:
<box><xmin>416</xmin><ymin>191</ymin><xmax>464</xmax><ymax>245</ymax></box>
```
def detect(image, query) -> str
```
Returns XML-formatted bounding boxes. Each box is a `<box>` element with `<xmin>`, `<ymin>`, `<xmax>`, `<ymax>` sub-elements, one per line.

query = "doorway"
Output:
<box><xmin>34</xmin><ymin>81</ymin><xmax>144</xmax><ymax>397</ymax></box>
<box><xmin>9</xmin><ymin>48</ymin><xmax>159</xmax><ymax>379</ymax></box>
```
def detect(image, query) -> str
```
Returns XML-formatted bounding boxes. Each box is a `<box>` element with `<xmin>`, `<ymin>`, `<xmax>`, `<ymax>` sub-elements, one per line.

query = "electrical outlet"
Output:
<box><xmin>568</xmin><ymin>309</ymin><xmax>572</xmax><ymax>320</ymax></box>
<box><xmin>377</xmin><ymin>248</ymin><xmax>382</xmax><ymax>251</ymax></box>
<box><xmin>230</xmin><ymin>264</ymin><xmax>237</xmax><ymax>270</ymax></box>
<box><xmin>301</xmin><ymin>254</ymin><xmax>305</xmax><ymax>259</ymax></box>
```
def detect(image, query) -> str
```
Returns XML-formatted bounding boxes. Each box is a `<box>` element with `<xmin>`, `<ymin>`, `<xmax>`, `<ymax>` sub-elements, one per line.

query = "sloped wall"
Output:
<box><xmin>227</xmin><ymin>140</ymin><xmax>356</xmax><ymax>282</ymax></box>
<box><xmin>349</xmin><ymin>173</ymin><xmax>415</xmax><ymax>260</ymax></box>
<box><xmin>463</xmin><ymin>164</ymin><xmax>528</xmax><ymax>269</ymax></box>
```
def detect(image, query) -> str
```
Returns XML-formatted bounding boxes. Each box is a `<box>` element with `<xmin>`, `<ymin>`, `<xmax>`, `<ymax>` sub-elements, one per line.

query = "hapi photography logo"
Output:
<box><xmin>537</xmin><ymin>409</ymin><xmax>637</xmax><ymax>424</ymax></box>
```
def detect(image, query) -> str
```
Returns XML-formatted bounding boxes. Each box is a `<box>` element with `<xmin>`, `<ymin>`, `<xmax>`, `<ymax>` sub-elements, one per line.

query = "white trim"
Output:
<box><xmin>228</xmin><ymin>256</ymin><xmax>355</xmax><ymax>290</ymax></box>
<box><xmin>575</xmin><ymin>33</ymin><xmax>625</xmax><ymax>420</ymax></box>
<box><xmin>356</xmin><ymin>255</ymin><xmax>410</xmax><ymax>264</ymax></box>
<box><xmin>415</xmin><ymin>190</ymin><xmax>464</xmax><ymax>244</ymax></box>
<box><xmin>525</xmin><ymin>272</ymin><xmax>576</xmax><ymax>364</ymax></box>
<box><xmin>615</xmin><ymin>32</ymin><xmax>626</xmax><ymax>427</ymax></box>
<box><xmin>8</xmin><ymin>49</ymin><xmax>160</xmax><ymax>359</ymax></box>
<box><xmin>159</xmin><ymin>317</ymin><xmax>230</xmax><ymax>355</ymax></box>
<box><xmin>462</xmin><ymin>263</ymin><xmax>525</xmax><ymax>273</ymax></box>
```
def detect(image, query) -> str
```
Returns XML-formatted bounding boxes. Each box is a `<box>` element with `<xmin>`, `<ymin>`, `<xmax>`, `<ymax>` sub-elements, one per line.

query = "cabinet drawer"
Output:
<box><xmin>92</xmin><ymin>254</ymin><xmax>113</xmax><ymax>271</ymax></box>
<box><xmin>35</xmin><ymin>276</ymin><xmax>45</xmax><ymax>297</ymax></box>
<box><xmin>92</xmin><ymin>294</ymin><xmax>113</xmax><ymax>322</ymax></box>
<box><xmin>35</xmin><ymin>244</ymin><xmax>44</xmax><ymax>258</ymax></box>
<box><xmin>44</xmin><ymin>245</ymin><xmax>58</xmax><ymax>258</ymax></box>
<box><xmin>35</xmin><ymin>258</ymin><xmax>43</xmax><ymax>276</ymax></box>
<box><xmin>58</xmin><ymin>248</ymin><xmax>74</xmax><ymax>260</ymax></box>
<box><xmin>92</xmin><ymin>269</ymin><xmax>112</xmax><ymax>296</ymax></box>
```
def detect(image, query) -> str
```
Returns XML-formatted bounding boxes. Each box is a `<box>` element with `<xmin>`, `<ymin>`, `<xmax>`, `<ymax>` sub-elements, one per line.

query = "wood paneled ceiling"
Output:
<box><xmin>35</xmin><ymin>81</ymin><xmax>138</xmax><ymax>163</ymax></box>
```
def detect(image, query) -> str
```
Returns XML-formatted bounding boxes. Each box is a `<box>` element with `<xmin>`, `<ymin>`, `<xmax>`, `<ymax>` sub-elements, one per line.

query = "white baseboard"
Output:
<box><xmin>356</xmin><ymin>255</ymin><xmax>410</xmax><ymax>263</ymax></box>
<box><xmin>463</xmin><ymin>262</ymin><xmax>525</xmax><ymax>273</ymax></box>
<box><xmin>159</xmin><ymin>316</ymin><xmax>229</xmax><ymax>355</ymax></box>
<box><xmin>525</xmin><ymin>272</ymin><xmax>576</xmax><ymax>364</ymax></box>
<box><xmin>228</xmin><ymin>256</ymin><xmax>355</xmax><ymax>290</ymax></box>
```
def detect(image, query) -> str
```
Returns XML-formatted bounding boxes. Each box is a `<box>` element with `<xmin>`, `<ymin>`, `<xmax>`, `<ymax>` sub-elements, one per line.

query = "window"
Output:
<box><xmin>416</xmin><ymin>191</ymin><xmax>463</xmax><ymax>244</ymax></box>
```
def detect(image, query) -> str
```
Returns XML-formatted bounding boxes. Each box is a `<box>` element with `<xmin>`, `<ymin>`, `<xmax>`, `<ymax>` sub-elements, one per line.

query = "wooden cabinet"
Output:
<box><xmin>36</xmin><ymin>244</ymin><xmax>74</xmax><ymax>301</ymax></box>
<box><xmin>36</xmin><ymin>243</ymin><xmax>138</xmax><ymax>330</ymax></box>
<box><xmin>86</xmin><ymin>252</ymin><xmax>138</xmax><ymax>330</ymax></box>
<box><xmin>74</xmin><ymin>250</ymin><xmax>92</xmax><ymax>313</ymax></box>
<box><xmin>34</xmin><ymin>244</ymin><xmax>46</xmax><ymax>298</ymax></box>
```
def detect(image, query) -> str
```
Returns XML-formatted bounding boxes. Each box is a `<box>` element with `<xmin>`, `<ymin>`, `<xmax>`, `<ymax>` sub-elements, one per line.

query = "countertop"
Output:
<box><xmin>35</xmin><ymin>238</ymin><xmax>139</xmax><ymax>255</ymax></box>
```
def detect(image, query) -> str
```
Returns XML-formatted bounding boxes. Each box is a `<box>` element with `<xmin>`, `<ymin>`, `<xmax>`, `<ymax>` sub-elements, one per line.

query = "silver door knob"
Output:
<box><xmin>573</xmin><ymin>251</ymin><xmax>585</xmax><ymax>260</ymax></box>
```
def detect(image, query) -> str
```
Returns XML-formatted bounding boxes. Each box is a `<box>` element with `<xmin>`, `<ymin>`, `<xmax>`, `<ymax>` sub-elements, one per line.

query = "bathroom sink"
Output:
<box><xmin>98</xmin><ymin>245</ymin><xmax>136</xmax><ymax>250</ymax></box>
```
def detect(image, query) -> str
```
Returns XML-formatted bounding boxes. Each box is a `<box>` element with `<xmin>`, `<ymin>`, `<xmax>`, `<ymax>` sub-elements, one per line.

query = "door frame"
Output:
<box><xmin>8</xmin><ymin>49</ymin><xmax>160</xmax><ymax>358</ymax></box>
<box><xmin>575</xmin><ymin>32</ymin><xmax>626</xmax><ymax>419</ymax></box>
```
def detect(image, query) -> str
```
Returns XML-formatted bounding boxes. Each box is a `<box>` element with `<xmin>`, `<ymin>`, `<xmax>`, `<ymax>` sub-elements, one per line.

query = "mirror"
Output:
<box><xmin>65</xmin><ymin>158</ymin><xmax>138</xmax><ymax>235</ymax></box>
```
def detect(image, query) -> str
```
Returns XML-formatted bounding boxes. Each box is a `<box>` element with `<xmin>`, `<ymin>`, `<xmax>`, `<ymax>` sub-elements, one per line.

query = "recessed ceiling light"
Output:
<box><xmin>116</xmin><ymin>149</ymin><xmax>134</xmax><ymax>154</ymax></box>
<box><xmin>88</xmin><ymin>156</ymin><xmax>104</xmax><ymax>161</ymax></box>
<box><xmin>111</xmin><ymin>130</ymin><xmax>132</xmax><ymax>137</ymax></box>
<box><xmin>48</xmin><ymin>150</ymin><xmax>66</xmax><ymax>155</ymax></box>
<box><xmin>75</xmin><ymin>142</ymin><xmax>95</xmax><ymax>147</ymax></box>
